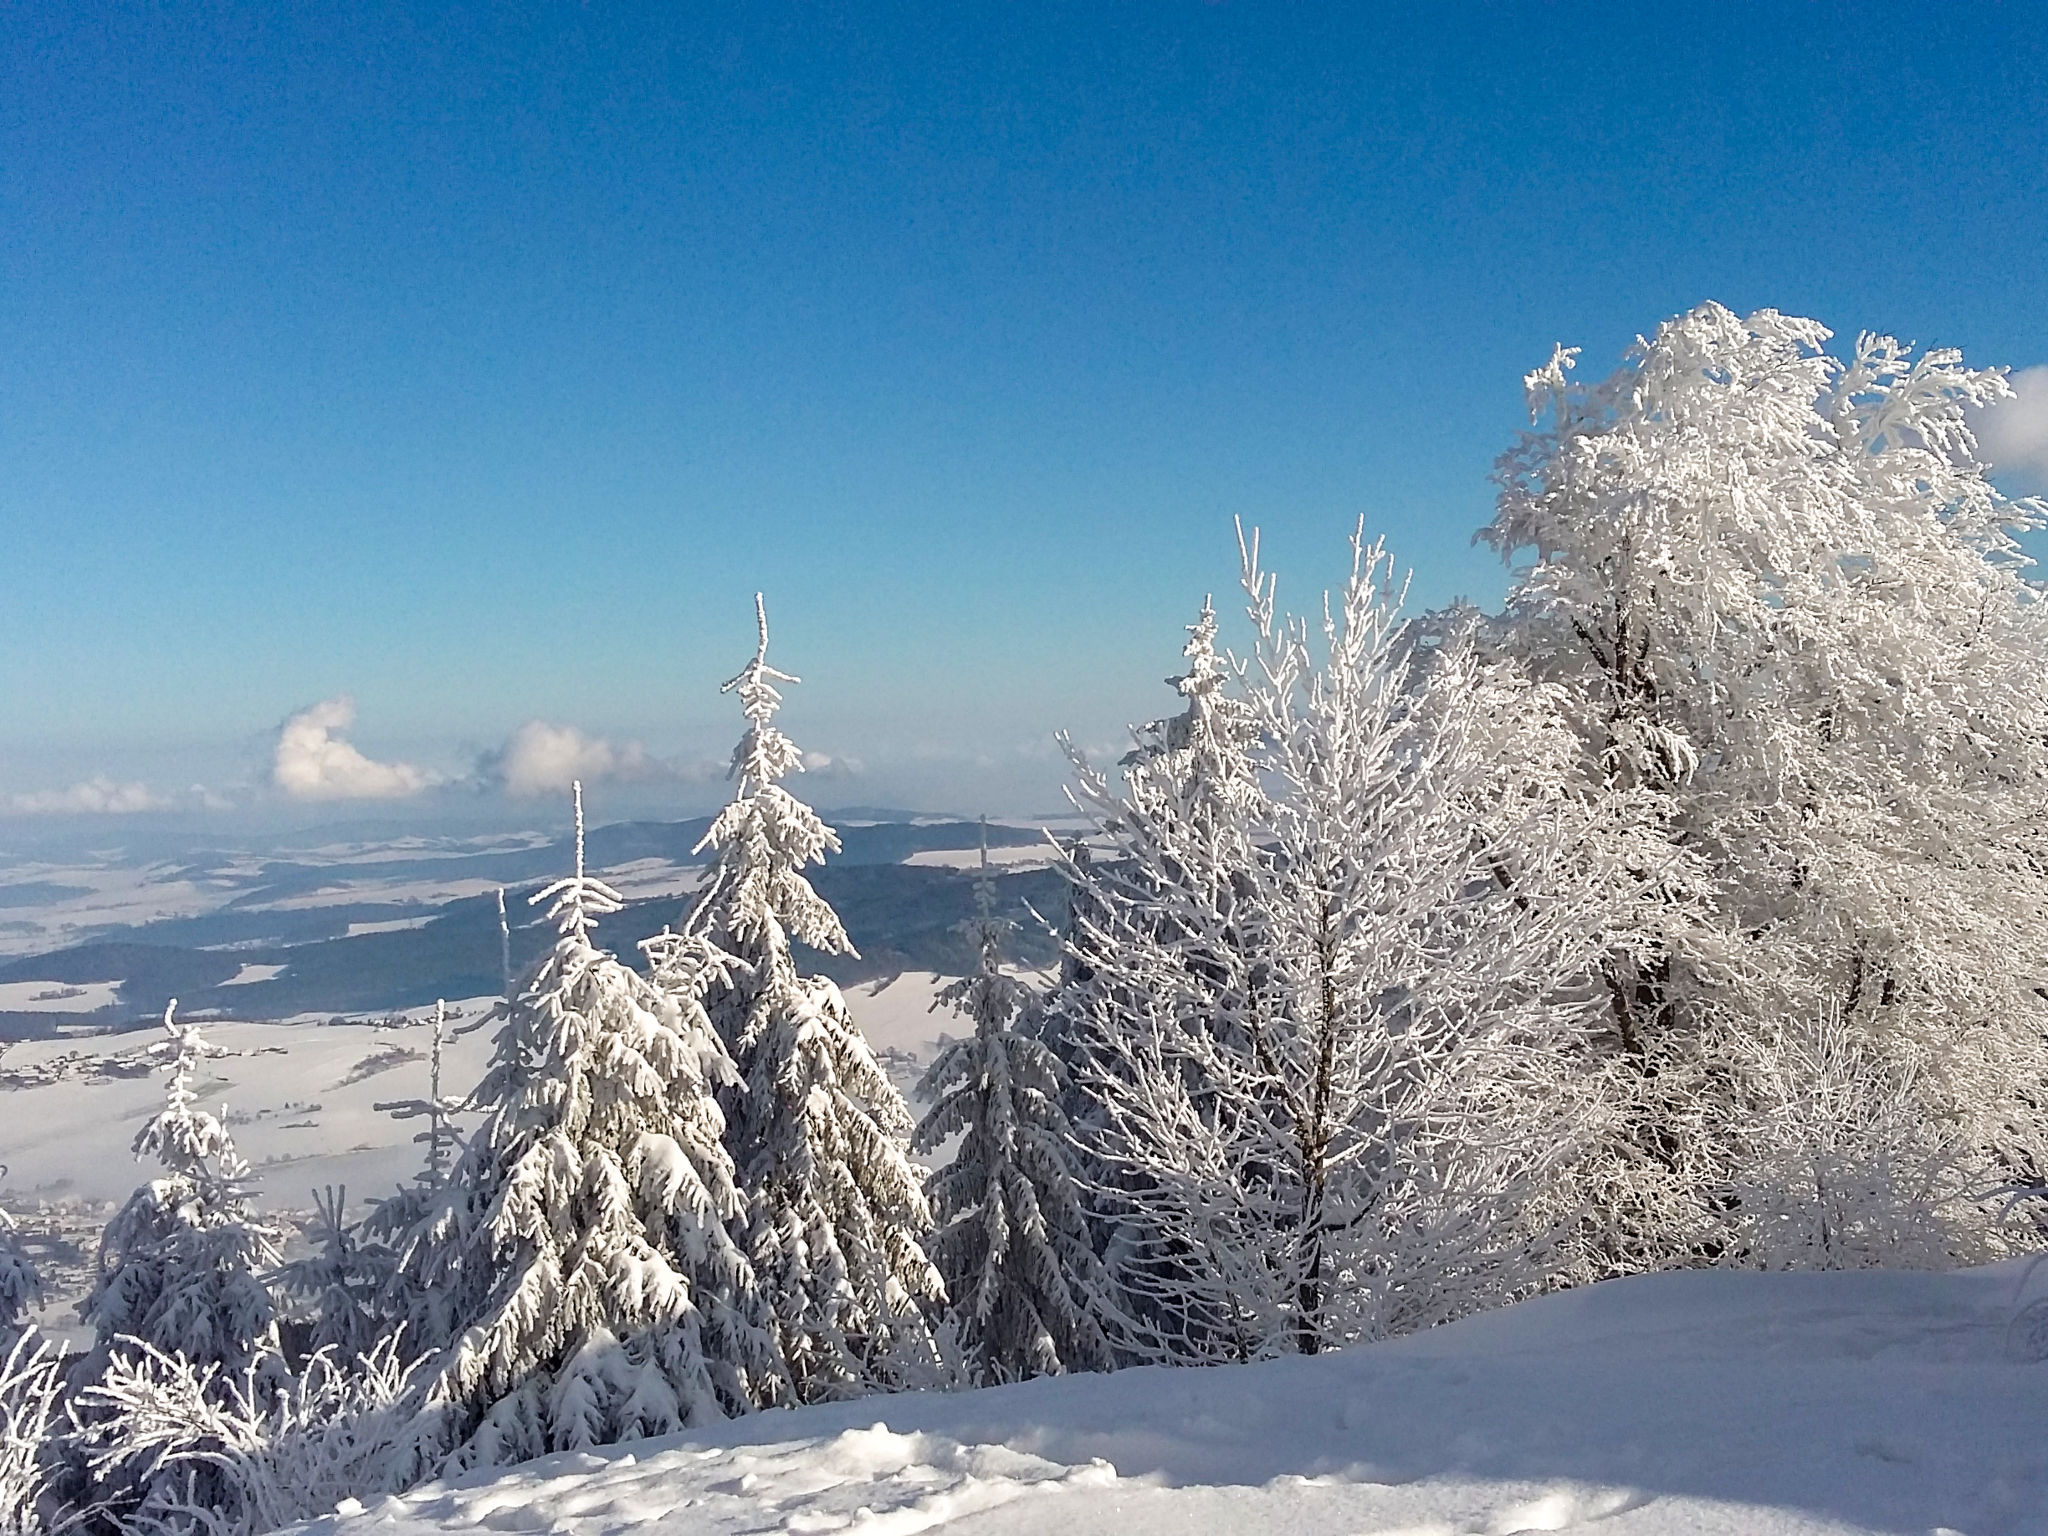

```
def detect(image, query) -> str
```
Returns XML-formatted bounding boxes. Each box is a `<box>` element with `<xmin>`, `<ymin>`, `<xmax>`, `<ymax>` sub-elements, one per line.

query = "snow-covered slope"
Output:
<box><xmin>0</xmin><ymin>974</ymin><xmax>966</xmax><ymax>1342</ymax></box>
<box><xmin>291</xmin><ymin>1261</ymin><xmax>2048</xmax><ymax>1536</ymax></box>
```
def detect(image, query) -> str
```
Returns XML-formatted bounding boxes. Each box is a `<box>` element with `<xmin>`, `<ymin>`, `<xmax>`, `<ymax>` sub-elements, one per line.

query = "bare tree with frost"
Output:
<box><xmin>402</xmin><ymin>783</ymin><xmax>779</xmax><ymax>1471</ymax></box>
<box><xmin>1483</xmin><ymin>302</ymin><xmax>2048</xmax><ymax>1268</ymax></box>
<box><xmin>66</xmin><ymin>1334</ymin><xmax>427</xmax><ymax>1536</ymax></box>
<box><xmin>913</xmin><ymin>825</ymin><xmax>1115</xmax><ymax>1384</ymax></box>
<box><xmin>1062</xmin><ymin>527</ymin><xmax>1617</xmax><ymax>1360</ymax></box>
<box><xmin>0</xmin><ymin>1329</ymin><xmax>62</xmax><ymax>1535</ymax></box>
<box><xmin>674</xmin><ymin>595</ymin><xmax>944</xmax><ymax>1403</ymax></box>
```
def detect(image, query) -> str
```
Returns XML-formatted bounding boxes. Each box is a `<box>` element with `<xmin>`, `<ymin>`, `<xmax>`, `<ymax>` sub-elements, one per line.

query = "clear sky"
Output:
<box><xmin>6</xmin><ymin>2</ymin><xmax>2048</xmax><ymax>829</ymax></box>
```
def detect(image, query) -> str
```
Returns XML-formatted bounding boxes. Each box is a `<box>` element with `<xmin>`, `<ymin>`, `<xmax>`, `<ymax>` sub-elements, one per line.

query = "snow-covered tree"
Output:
<box><xmin>274</xmin><ymin>1186</ymin><xmax>386</xmax><ymax>1367</ymax></box>
<box><xmin>76</xmin><ymin>1003</ymin><xmax>283</xmax><ymax>1390</ymax></box>
<box><xmin>675</xmin><ymin>595</ymin><xmax>945</xmax><ymax>1403</ymax></box>
<box><xmin>0</xmin><ymin>1330</ymin><xmax>62</xmax><ymax>1535</ymax></box>
<box><xmin>401</xmin><ymin>783</ymin><xmax>779</xmax><ymax>1471</ymax></box>
<box><xmin>66</xmin><ymin>1334</ymin><xmax>426</xmax><ymax>1536</ymax></box>
<box><xmin>1061</xmin><ymin>526</ymin><xmax>1618</xmax><ymax>1360</ymax></box>
<box><xmin>1483</xmin><ymin>302</ymin><xmax>2048</xmax><ymax>1267</ymax></box>
<box><xmin>357</xmin><ymin>999</ymin><xmax>486</xmax><ymax>1360</ymax></box>
<box><xmin>913</xmin><ymin>826</ymin><xmax>1114</xmax><ymax>1384</ymax></box>
<box><xmin>65</xmin><ymin>1003</ymin><xmax>285</xmax><ymax>1531</ymax></box>
<box><xmin>1722</xmin><ymin>1008</ymin><xmax>1981</xmax><ymax>1272</ymax></box>
<box><xmin>0</xmin><ymin>1204</ymin><xmax>38</xmax><ymax>1344</ymax></box>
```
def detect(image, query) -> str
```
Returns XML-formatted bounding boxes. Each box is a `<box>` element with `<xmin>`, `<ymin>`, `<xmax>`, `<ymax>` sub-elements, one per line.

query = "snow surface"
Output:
<box><xmin>901</xmin><ymin>844</ymin><xmax>1057</xmax><ymax>871</ymax></box>
<box><xmin>220</xmin><ymin>962</ymin><xmax>290</xmax><ymax>986</ymax></box>
<box><xmin>0</xmin><ymin>976</ymin><xmax>970</xmax><ymax>1346</ymax></box>
<box><xmin>0</xmin><ymin>1007</ymin><xmax>499</xmax><ymax>1216</ymax></box>
<box><xmin>290</xmin><ymin>1262</ymin><xmax>2048</xmax><ymax>1536</ymax></box>
<box><xmin>0</xmin><ymin>980</ymin><xmax>122</xmax><ymax>1013</ymax></box>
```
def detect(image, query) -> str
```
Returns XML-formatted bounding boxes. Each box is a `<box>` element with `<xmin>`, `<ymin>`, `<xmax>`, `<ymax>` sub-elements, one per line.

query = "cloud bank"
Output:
<box><xmin>489</xmin><ymin>720</ymin><xmax>665</xmax><ymax>798</ymax></box>
<box><xmin>1976</xmin><ymin>364</ymin><xmax>2048</xmax><ymax>490</ymax></box>
<box><xmin>273</xmin><ymin>696</ymin><xmax>430</xmax><ymax>801</ymax></box>
<box><xmin>7</xmin><ymin>776</ymin><xmax>170</xmax><ymax>815</ymax></box>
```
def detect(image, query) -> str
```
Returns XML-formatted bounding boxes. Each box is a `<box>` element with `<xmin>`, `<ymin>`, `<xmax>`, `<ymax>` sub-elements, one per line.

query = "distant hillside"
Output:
<box><xmin>0</xmin><ymin>818</ymin><xmax>1065</xmax><ymax>1037</ymax></box>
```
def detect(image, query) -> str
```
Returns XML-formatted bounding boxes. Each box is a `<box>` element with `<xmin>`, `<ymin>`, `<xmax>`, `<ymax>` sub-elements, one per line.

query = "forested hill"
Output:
<box><xmin>0</xmin><ymin>816</ymin><xmax>1062</xmax><ymax>1036</ymax></box>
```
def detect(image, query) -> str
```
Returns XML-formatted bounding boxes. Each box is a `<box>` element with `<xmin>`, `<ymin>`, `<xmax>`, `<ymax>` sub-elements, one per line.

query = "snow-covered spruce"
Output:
<box><xmin>358</xmin><ymin>999</ymin><xmax>490</xmax><ymax>1361</ymax></box>
<box><xmin>76</xmin><ymin>1003</ymin><xmax>284</xmax><ymax>1388</ymax></box>
<box><xmin>1058</xmin><ymin>527</ymin><xmax>1620</xmax><ymax>1361</ymax></box>
<box><xmin>1483</xmin><ymin>303</ymin><xmax>2048</xmax><ymax>1270</ymax></box>
<box><xmin>913</xmin><ymin>828</ymin><xmax>1115</xmax><ymax>1385</ymax></box>
<box><xmin>669</xmin><ymin>595</ymin><xmax>944</xmax><ymax>1404</ymax></box>
<box><xmin>274</xmin><ymin>1184</ymin><xmax>390</xmax><ymax>1366</ymax></box>
<box><xmin>67</xmin><ymin>1003</ymin><xmax>288</xmax><ymax>1529</ymax></box>
<box><xmin>402</xmin><ymin>783</ymin><xmax>779</xmax><ymax>1471</ymax></box>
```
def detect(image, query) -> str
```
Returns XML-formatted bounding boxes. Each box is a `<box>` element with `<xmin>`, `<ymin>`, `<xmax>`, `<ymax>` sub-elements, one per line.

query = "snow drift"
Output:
<box><xmin>287</xmin><ymin>1259</ymin><xmax>2048</xmax><ymax>1536</ymax></box>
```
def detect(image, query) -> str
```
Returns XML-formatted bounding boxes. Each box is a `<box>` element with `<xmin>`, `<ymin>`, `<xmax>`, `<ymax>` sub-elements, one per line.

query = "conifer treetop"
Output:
<box><xmin>135</xmin><ymin>1000</ymin><xmax>253</xmax><ymax>1196</ymax></box>
<box><xmin>532</xmin><ymin>781</ymin><xmax>623</xmax><ymax>944</ymax></box>
<box><xmin>690</xmin><ymin>595</ymin><xmax>853</xmax><ymax>959</ymax></box>
<box><xmin>721</xmin><ymin>593</ymin><xmax>807</xmax><ymax>795</ymax></box>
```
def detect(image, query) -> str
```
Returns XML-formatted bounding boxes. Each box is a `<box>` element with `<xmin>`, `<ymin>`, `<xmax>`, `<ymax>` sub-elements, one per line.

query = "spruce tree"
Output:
<box><xmin>76</xmin><ymin>1003</ymin><xmax>283</xmax><ymax>1389</ymax></box>
<box><xmin>69</xmin><ymin>1004</ymin><xmax>287</xmax><ymax>1529</ymax></box>
<box><xmin>673</xmin><ymin>595</ymin><xmax>944</xmax><ymax>1403</ymax></box>
<box><xmin>407</xmin><ymin>784</ymin><xmax>778</xmax><ymax>1470</ymax></box>
<box><xmin>914</xmin><ymin>826</ymin><xmax>1113</xmax><ymax>1384</ymax></box>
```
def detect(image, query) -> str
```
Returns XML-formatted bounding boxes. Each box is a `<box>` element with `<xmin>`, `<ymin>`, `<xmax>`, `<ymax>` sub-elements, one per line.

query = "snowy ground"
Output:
<box><xmin>291</xmin><ymin>1261</ymin><xmax>2048</xmax><ymax>1536</ymax></box>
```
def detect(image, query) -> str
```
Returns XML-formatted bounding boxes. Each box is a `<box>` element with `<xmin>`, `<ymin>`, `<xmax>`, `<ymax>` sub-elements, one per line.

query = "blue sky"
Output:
<box><xmin>6</xmin><ymin>2</ymin><xmax>2048</xmax><ymax>826</ymax></box>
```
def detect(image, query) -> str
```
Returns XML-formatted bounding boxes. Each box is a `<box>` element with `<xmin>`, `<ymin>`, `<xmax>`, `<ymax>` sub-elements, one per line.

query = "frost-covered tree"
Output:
<box><xmin>357</xmin><ymin>999</ymin><xmax>486</xmax><ymax>1359</ymax></box>
<box><xmin>1061</xmin><ymin>527</ymin><xmax>1618</xmax><ymax>1360</ymax></box>
<box><xmin>0</xmin><ymin>1203</ymin><xmax>38</xmax><ymax>1344</ymax></box>
<box><xmin>66</xmin><ymin>1004</ymin><xmax>286</xmax><ymax>1531</ymax></box>
<box><xmin>1483</xmin><ymin>302</ymin><xmax>2048</xmax><ymax>1266</ymax></box>
<box><xmin>76</xmin><ymin>1003</ymin><xmax>283</xmax><ymax>1390</ymax></box>
<box><xmin>675</xmin><ymin>595</ymin><xmax>944</xmax><ymax>1403</ymax></box>
<box><xmin>0</xmin><ymin>1330</ymin><xmax>62</xmax><ymax>1535</ymax></box>
<box><xmin>401</xmin><ymin>783</ymin><xmax>779</xmax><ymax>1471</ymax></box>
<box><xmin>1041</xmin><ymin>597</ymin><xmax>1272</xmax><ymax>1357</ymax></box>
<box><xmin>66</xmin><ymin>1335</ymin><xmax>426</xmax><ymax>1536</ymax></box>
<box><xmin>1723</xmin><ymin>1009</ymin><xmax>1981</xmax><ymax>1272</ymax></box>
<box><xmin>913</xmin><ymin>827</ymin><xmax>1114</xmax><ymax>1385</ymax></box>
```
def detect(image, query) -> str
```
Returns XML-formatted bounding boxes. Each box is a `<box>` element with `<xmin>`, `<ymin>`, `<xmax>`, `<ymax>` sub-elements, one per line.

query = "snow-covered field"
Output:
<box><xmin>0</xmin><ymin>972</ymin><xmax>964</xmax><ymax>1344</ymax></box>
<box><xmin>288</xmin><ymin>1261</ymin><xmax>2048</xmax><ymax>1536</ymax></box>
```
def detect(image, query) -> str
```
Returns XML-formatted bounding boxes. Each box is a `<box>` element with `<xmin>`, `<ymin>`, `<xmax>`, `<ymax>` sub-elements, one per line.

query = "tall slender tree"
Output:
<box><xmin>914</xmin><ymin>825</ymin><xmax>1114</xmax><ymax>1384</ymax></box>
<box><xmin>673</xmin><ymin>595</ymin><xmax>944</xmax><ymax>1403</ymax></box>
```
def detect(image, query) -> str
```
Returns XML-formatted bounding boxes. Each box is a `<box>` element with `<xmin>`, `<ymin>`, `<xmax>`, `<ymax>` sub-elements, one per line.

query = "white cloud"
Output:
<box><xmin>1975</xmin><ymin>364</ymin><xmax>2048</xmax><ymax>490</ymax></box>
<box><xmin>490</xmin><ymin>720</ymin><xmax>661</xmax><ymax>798</ymax></box>
<box><xmin>273</xmin><ymin>696</ymin><xmax>430</xmax><ymax>801</ymax></box>
<box><xmin>7</xmin><ymin>776</ymin><xmax>170</xmax><ymax>815</ymax></box>
<box><xmin>801</xmin><ymin>750</ymin><xmax>862</xmax><ymax>777</ymax></box>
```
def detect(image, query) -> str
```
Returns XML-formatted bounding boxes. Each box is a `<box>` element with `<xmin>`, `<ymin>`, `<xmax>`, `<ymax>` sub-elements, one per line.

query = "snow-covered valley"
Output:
<box><xmin>288</xmin><ymin>1260</ymin><xmax>2048</xmax><ymax>1536</ymax></box>
<box><xmin>0</xmin><ymin>972</ymin><xmax>968</xmax><ymax>1349</ymax></box>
